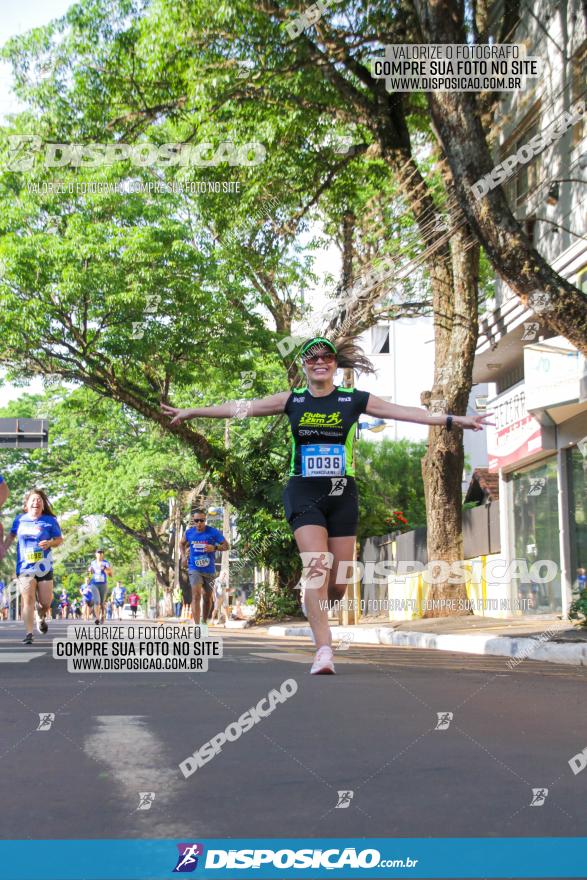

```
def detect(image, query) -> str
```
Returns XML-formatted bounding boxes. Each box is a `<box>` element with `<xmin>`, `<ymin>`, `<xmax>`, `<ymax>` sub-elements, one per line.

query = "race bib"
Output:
<box><xmin>301</xmin><ymin>444</ymin><xmax>345</xmax><ymax>477</ymax></box>
<box><xmin>194</xmin><ymin>556</ymin><xmax>210</xmax><ymax>568</ymax></box>
<box><xmin>25</xmin><ymin>550</ymin><xmax>44</xmax><ymax>564</ymax></box>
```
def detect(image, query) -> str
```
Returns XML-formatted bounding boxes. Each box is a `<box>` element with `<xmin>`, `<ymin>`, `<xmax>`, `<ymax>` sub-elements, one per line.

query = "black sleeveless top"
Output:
<box><xmin>284</xmin><ymin>386</ymin><xmax>370</xmax><ymax>477</ymax></box>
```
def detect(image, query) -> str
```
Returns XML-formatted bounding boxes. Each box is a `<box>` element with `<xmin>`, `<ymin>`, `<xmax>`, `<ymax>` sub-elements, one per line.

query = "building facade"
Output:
<box><xmin>475</xmin><ymin>0</ymin><xmax>587</xmax><ymax>616</ymax></box>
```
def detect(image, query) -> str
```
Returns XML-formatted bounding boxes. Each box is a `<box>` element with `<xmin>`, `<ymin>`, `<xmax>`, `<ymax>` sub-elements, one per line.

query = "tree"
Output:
<box><xmin>0</xmin><ymin>0</ymin><xmax>484</xmax><ymax>614</ymax></box>
<box><xmin>411</xmin><ymin>0</ymin><xmax>587</xmax><ymax>354</ymax></box>
<box><xmin>0</xmin><ymin>387</ymin><xmax>207</xmax><ymax>600</ymax></box>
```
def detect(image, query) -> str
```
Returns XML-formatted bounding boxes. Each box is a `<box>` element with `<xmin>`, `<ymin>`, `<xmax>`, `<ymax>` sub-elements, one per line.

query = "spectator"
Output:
<box><xmin>0</xmin><ymin>580</ymin><xmax>7</xmax><ymax>621</ymax></box>
<box><xmin>210</xmin><ymin>571</ymin><xmax>232</xmax><ymax>627</ymax></box>
<box><xmin>173</xmin><ymin>583</ymin><xmax>183</xmax><ymax>618</ymax></box>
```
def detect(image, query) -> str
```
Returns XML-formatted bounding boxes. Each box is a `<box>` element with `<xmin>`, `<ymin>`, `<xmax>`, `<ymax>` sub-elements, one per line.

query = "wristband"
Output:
<box><xmin>446</xmin><ymin>416</ymin><xmax>453</xmax><ymax>431</ymax></box>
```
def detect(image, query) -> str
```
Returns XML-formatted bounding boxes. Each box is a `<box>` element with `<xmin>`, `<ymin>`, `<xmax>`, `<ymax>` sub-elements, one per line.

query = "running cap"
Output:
<box><xmin>300</xmin><ymin>337</ymin><xmax>337</xmax><ymax>358</ymax></box>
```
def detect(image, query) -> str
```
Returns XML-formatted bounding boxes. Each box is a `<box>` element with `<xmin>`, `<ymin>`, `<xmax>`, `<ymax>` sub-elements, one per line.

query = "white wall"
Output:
<box><xmin>355</xmin><ymin>318</ymin><xmax>435</xmax><ymax>442</ymax></box>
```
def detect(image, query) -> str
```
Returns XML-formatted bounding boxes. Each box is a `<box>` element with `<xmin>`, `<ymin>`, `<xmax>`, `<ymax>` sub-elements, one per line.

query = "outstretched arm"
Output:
<box><xmin>366</xmin><ymin>395</ymin><xmax>494</xmax><ymax>431</ymax></box>
<box><xmin>160</xmin><ymin>391</ymin><xmax>290</xmax><ymax>426</ymax></box>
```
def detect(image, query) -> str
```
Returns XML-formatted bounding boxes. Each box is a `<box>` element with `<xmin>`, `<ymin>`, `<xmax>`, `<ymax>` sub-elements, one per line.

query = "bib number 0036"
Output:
<box><xmin>301</xmin><ymin>444</ymin><xmax>345</xmax><ymax>477</ymax></box>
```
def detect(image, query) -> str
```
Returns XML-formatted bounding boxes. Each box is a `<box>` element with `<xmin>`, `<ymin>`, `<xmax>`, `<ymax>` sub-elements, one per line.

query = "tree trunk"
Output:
<box><xmin>105</xmin><ymin>513</ymin><xmax>172</xmax><ymax>594</ymax></box>
<box><xmin>326</xmin><ymin>143</ymin><xmax>481</xmax><ymax>615</ymax></box>
<box><xmin>421</xmin><ymin>226</ymin><xmax>480</xmax><ymax>615</ymax></box>
<box><xmin>378</xmin><ymin>145</ymin><xmax>479</xmax><ymax>614</ymax></box>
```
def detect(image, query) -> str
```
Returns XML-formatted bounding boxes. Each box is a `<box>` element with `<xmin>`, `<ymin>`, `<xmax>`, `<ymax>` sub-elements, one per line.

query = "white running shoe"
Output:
<box><xmin>310</xmin><ymin>645</ymin><xmax>335</xmax><ymax>675</ymax></box>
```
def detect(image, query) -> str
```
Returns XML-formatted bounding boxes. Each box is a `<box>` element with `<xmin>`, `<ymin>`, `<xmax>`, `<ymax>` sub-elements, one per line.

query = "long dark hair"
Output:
<box><xmin>23</xmin><ymin>488</ymin><xmax>57</xmax><ymax>517</ymax></box>
<box><xmin>301</xmin><ymin>334</ymin><xmax>375</xmax><ymax>376</ymax></box>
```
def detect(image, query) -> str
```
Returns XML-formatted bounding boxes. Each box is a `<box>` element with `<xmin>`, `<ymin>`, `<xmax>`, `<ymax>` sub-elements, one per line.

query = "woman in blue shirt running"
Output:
<box><xmin>1</xmin><ymin>488</ymin><xmax>63</xmax><ymax>645</ymax></box>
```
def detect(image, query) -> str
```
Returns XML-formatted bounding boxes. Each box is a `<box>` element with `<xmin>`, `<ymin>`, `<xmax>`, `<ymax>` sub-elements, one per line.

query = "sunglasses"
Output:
<box><xmin>303</xmin><ymin>352</ymin><xmax>336</xmax><ymax>365</ymax></box>
<box><xmin>192</xmin><ymin>518</ymin><xmax>206</xmax><ymax>523</ymax></box>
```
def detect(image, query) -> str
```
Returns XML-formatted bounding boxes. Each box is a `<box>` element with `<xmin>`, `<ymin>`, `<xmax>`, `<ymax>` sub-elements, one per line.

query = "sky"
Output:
<box><xmin>0</xmin><ymin>0</ymin><xmax>73</xmax><ymax>121</ymax></box>
<box><xmin>0</xmin><ymin>1</ymin><xmax>73</xmax><ymax>407</ymax></box>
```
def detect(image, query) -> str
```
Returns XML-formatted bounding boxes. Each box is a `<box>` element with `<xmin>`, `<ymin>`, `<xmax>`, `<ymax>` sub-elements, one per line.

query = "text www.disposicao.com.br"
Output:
<box><xmin>70</xmin><ymin>657</ymin><xmax>203</xmax><ymax>671</ymax></box>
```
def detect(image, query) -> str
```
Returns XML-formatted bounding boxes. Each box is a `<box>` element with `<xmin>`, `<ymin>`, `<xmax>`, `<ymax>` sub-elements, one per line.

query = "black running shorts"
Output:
<box><xmin>282</xmin><ymin>476</ymin><xmax>358</xmax><ymax>537</ymax></box>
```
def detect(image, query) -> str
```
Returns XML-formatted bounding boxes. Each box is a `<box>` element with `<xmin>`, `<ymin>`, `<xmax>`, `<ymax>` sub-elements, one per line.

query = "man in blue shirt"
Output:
<box><xmin>180</xmin><ymin>509</ymin><xmax>229</xmax><ymax>624</ymax></box>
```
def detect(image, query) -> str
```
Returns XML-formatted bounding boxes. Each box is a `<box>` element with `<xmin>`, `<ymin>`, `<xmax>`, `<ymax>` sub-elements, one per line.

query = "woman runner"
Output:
<box><xmin>161</xmin><ymin>335</ymin><xmax>492</xmax><ymax>674</ymax></box>
<box><xmin>1</xmin><ymin>488</ymin><xmax>63</xmax><ymax>645</ymax></box>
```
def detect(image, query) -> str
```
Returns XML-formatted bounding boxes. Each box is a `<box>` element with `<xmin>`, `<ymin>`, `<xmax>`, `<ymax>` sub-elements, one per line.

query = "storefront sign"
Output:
<box><xmin>524</xmin><ymin>336</ymin><xmax>587</xmax><ymax>411</ymax></box>
<box><xmin>487</xmin><ymin>383</ymin><xmax>551</xmax><ymax>471</ymax></box>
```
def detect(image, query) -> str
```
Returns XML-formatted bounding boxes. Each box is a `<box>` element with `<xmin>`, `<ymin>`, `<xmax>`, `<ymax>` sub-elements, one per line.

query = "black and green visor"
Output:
<box><xmin>300</xmin><ymin>337</ymin><xmax>337</xmax><ymax>358</ymax></box>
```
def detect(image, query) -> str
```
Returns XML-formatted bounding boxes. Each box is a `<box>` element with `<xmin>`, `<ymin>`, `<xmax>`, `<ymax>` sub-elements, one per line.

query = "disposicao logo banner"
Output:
<box><xmin>0</xmin><ymin>838</ymin><xmax>586</xmax><ymax>878</ymax></box>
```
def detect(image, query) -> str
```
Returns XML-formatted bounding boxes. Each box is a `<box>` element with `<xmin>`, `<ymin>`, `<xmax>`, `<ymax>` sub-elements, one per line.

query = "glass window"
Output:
<box><xmin>502</xmin><ymin>105</ymin><xmax>541</xmax><ymax>211</ymax></box>
<box><xmin>568</xmin><ymin>446</ymin><xmax>587</xmax><ymax>591</ymax></box>
<box><xmin>507</xmin><ymin>456</ymin><xmax>561</xmax><ymax>613</ymax></box>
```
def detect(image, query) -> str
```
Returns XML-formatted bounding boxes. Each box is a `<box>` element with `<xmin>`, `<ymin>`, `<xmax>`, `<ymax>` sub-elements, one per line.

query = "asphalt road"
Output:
<box><xmin>1</xmin><ymin>618</ymin><xmax>586</xmax><ymax>873</ymax></box>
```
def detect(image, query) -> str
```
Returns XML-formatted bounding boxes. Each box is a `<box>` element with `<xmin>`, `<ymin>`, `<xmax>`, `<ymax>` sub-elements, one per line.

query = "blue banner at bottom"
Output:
<box><xmin>0</xmin><ymin>838</ymin><xmax>584</xmax><ymax>879</ymax></box>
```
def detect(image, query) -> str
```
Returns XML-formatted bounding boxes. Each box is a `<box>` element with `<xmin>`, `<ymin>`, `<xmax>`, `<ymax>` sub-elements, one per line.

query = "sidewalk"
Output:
<box><xmin>265</xmin><ymin>615</ymin><xmax>587</xmax><ymax>666</ymax></box>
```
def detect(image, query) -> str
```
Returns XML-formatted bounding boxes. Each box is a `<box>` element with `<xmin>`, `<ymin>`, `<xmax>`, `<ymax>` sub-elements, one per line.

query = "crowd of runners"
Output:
<box><xmin>0</xmin><ymin>335</ymin><xmax>492</xmax><ymax>670</ymax></box>
<box><xmin>0</xmin><ymin>480</ymin><xmax>243</xmax><ymax>642</ymax></box>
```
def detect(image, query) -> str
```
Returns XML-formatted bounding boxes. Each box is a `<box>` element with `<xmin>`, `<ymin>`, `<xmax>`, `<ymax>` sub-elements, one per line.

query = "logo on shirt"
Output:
<box><xmin>337</xmin><ymin>396</ymin><xmax>351</xmax><ymax>402</ymax></box>
<box><xmin>299</xmin><ymin>412</ymin><xmax>343</xmax><ymax>427</ymax></box>
<box><xmin>292</xmin><ymin>396</ymin><xmax>306</xmax><ymax>403</ymax></box>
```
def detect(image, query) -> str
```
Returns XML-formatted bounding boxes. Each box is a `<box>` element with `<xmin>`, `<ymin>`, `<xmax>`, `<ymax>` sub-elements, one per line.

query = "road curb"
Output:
<box><xmin>266</xmin><ymin>624</ymin><xmax>587</xmax><ymax>666</ymax></box>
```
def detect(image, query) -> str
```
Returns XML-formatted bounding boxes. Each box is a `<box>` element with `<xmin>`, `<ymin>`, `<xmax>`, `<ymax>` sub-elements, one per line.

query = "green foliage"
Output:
<box><xmin>230</xmin><ymin>498</ymin><xmax>300</xmax><ymax>591</ymax></box>
<box><xmin>0</xmin><ymin>0</ymin><xmax>498</xmax><ymax>594</ymax></box>
<box><xmin>252</xmin><ymin>581</ymin><xmax>301</xmax><ymax>622</ymax></box>
<box><xmin>569</xmin><ymin>589</ymin><xmax>587</xmax><ymax>627</ymax></box>
<box><xmin>0</xmin><ymin>385</ymin><xmax>204</xmax><ymax>585</ymax></box>
<box><xmin>355</xmin><ymin>438</ymin><xmax>428</xmax><ymax>541</ymax></box>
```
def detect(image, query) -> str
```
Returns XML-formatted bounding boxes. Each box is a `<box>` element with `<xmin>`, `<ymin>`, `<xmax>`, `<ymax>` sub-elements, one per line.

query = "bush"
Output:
<box><xmin>569</xmin><ymin>589</ymin><xmax>587</xmax><ymax>626</ymax></box>
<box><xmin>252</xmin><ymin>581</ymin><xmax>301</xmax><ymax>621</ymax></box>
